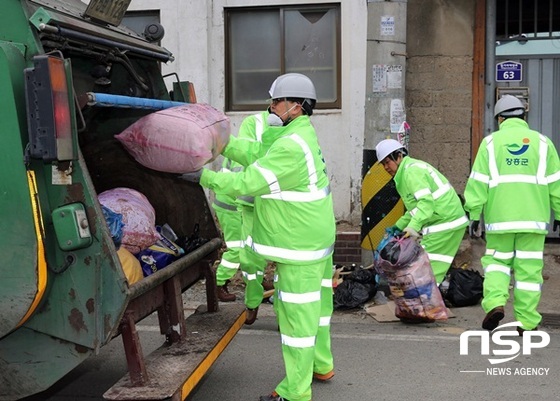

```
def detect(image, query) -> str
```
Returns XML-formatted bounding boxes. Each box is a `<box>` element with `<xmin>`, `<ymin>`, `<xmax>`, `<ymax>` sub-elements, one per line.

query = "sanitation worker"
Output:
<box><xmin>464</xmin><ymin>95</ymin><xmax>560</xmax><ymax>335</ymax></box>
<box><xmin>375</xmin><ymin>139</ymin><xmax>468</xmax><ymax>285</ymax></box>
<box><xmin>212</xmin><ymin>111</ymin><xmax>273</xmax><ymax>305</ymax></box>
<box><xmin>180</xmin><ymin>73</ymin><xmax>335</xmax><ymax>401</ymax></box>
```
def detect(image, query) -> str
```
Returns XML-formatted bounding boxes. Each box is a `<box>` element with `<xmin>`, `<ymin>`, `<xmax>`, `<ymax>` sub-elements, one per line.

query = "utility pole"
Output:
<box><xmin>361</xmin><ymin>0</ymin><xmax>408</xmax><ymax>265</ymax></box>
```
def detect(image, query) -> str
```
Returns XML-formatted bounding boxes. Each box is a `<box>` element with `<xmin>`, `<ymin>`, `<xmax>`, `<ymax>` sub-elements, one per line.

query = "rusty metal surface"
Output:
<box><xmin>103</xmin><ymin>304</ymin><xmax>246</xmax><ymax>401</ymax></box>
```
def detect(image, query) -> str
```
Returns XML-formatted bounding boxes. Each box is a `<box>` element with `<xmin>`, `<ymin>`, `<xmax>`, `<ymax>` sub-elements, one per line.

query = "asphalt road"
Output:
<box><xmin>21</xmin><ymin>297</ymin><xmax>560</xmax><ymax>401</ymax></box>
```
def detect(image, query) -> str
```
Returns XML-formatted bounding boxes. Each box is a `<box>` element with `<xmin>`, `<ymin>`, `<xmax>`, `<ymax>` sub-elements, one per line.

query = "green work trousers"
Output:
<box><xmin>240</xmin><ymin>205</ymin><xmax>268</xmax><ymax>309</ymax></box>
<box><xmin>214</xmin><ymin>207</ymin><xmax>242</xmax><ymax>286</ymax></box>
<box><xmin>421</xmin><ymin>227</ymin><xmax>465</xmax><ymax>284</ymax></box>
<box><xmin>482</xmin><ymin>232</ymin><xmax>545</xmax><ymax>330</ymax></box>
<box><xmin>273</xmin><ymin>258</ymin><xmax>334</xmax><ymax>401</ymax></box>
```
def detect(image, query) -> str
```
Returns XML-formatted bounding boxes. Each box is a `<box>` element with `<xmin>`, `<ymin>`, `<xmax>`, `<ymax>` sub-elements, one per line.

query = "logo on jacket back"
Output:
<box><xmin>506</xmin><ymin>138</ymin><xmax>530</xmax><ymax>155</ymax></box>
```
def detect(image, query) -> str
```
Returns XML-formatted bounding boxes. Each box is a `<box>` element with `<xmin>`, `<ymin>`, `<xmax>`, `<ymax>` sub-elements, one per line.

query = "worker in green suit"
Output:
<box><xmin>375</xmin><ymin>138</ymin><xmax>468</xmax><ymax>285</ymax></box>
<box><xmin>180</xmin><ymin>73</ymin><xmax>335</xmax><ymax>401</ymax></box>
<box><xmin>464</xmin><ymin>95</ymin><xmax>560</xmax><ymax>334</ymax></box>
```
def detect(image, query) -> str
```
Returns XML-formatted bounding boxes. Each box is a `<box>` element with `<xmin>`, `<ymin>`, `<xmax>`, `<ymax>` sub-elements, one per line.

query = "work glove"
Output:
<box><xmin>178</xmin><ymin>169</ymin><xmax>203</xmax><ymax>183</ymax></box>
<box><xmin>402</xmin><ymin>227</ymin><xmax>420</xmax><ymax>240</ymax></box>
<box><xmin>469</xmin><ymin>220</ymin><xmax>481</xmax><ymax>238</ymax></box>
<box><xmin>554</xmin><ymin>220</ymin><xmax>560</xmax><ymax>236</ymax></box>
<box><xmin>385</xmin><ymin>225</ymin><xmax>402</xmax><ymax>237</ymax></box>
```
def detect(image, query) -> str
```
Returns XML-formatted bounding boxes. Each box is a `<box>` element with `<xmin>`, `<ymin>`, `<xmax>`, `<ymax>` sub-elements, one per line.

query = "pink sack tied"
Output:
<box><xmin>115</xmin><ymin>103</ymin><xmax>230</xmax><ymax>173</ymax></box>
<box><xmin>98</xmin><ymin>187</ymin><xmax>160</xmax><ymax>255</ymax></box>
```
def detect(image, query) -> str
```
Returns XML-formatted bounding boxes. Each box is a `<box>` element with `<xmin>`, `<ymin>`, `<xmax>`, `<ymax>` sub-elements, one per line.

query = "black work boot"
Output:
<box><xmin>259</xmin><ymin>391</ymin><xmax>288</xmax><ymax>401</ymax></box>
<box><xmin>482</xmin><ymin>306</ymin><xmax>504</xmax><ymax>330</ymax></box>
<box><xmin>245</xmin><ymin>307</ymin><xmax>259</xmax><ymax>325</ymax></box>
<box><xmin>216</xmin><ymin>281</ymin><xmax>236</xmax><ymax>302</ymax></box>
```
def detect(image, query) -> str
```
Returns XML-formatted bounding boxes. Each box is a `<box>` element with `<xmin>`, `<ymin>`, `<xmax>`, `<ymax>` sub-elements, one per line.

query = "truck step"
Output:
<box><xmin>103</xmin><ymin>303</ymin><xmax>246</xmax><ymax>400</ymax></box>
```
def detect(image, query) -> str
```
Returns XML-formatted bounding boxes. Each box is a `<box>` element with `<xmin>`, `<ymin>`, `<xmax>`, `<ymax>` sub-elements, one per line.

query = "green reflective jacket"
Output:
<box><xmin>394</xmin><ymin>156</ymin><xmax>468</xmax><ymax>234</ymax></box>
<box><xmin>202</xmin><ymin>115</ymin><xmax>335</xmax><ymax>265</ymax></box>
<box><xmin>464</xmin><ymin>118</ymin><xmax>560</xmax><ymax>234</ymax></box>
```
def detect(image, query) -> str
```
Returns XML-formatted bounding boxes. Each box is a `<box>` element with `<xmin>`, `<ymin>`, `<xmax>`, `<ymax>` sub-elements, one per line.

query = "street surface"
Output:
<box><xmin>22</xmin><ymin>290</ymin><xmax>560</xmax><ymax>401</ymax></box>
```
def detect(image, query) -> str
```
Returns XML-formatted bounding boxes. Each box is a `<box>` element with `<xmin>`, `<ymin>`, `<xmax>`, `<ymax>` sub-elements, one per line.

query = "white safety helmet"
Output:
<box><xmin>269</xmin><ymin>73</ymin><xmax>316</xmax><ymax>101</ymax></box>
<box><xmin>494</xmin><ymin>95</ymin><xmax>525</xmax><ymax>118</ymax></box>
<box><xmin>376</xmin><ymin>139</ymin><xmax>406</xmax><ymax>163</ymax></box>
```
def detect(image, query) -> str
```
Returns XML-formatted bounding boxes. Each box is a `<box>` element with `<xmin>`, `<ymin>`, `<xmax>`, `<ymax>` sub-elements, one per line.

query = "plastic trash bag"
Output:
<box><xmin>375</xmin><ymin>235</ymin><xmax>448</xmax><ymax>322</ymax></box>
<box><xmin>334</xmin><ymin>268</ymin><xmax>377</xmax><ymax>309</ymax></box>
<box><xmin>101</xmin><ymin>205</ymin><xmax>124</xmax><ymax>248</ymax></box>
<box><xmin>440</xmin><ymin>267</ymin><xmax>483</xmax><ymax>307</ymax></box>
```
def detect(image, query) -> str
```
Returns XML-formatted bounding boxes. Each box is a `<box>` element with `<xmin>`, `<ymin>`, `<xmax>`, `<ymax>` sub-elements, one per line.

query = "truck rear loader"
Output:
<box><xmin>0</xmin><ymin>1</ymin><xmax>245</xmax><ymax>399</ymax></box>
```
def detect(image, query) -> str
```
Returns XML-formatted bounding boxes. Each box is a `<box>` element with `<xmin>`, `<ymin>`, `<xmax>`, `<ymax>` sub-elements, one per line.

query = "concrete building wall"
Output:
<box><xmin>406</xmin><ymin>0</ymin><xmax>476</xmax><ymax>194</ymax></box>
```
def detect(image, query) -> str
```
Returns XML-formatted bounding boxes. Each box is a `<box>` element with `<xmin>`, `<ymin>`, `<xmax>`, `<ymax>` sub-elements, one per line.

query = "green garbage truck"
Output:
<box><xmin>0</xmin><ymin>1</ymin><xmax>244</xmax><ymax>399</ymax></box>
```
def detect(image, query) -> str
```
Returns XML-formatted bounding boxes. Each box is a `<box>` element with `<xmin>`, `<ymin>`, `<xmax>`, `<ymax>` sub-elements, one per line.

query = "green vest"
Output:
<box><xmin>203</xmin><ymin>115</ymin><xmax>335</xmax><ymax>264</ymax></box>
<box><xmin>394</xmin><ymin>156</ymin><xmax>468</xmax><ymax>234</ymax></box>
<box><xmin>464</xmin><ymin>118</ymin><xmax>560</xmax><ymax>233</ymax></box>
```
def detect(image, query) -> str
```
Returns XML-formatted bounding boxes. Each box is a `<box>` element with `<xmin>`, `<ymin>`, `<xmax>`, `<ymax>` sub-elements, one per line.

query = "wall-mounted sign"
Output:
<box><xmin>496</xmin><ymin>61</ymin><xmax>522</xmax><ymax>82</ymax></box>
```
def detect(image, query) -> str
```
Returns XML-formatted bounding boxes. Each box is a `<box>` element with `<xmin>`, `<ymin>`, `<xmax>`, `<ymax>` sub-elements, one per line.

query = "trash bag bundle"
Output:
<box><xmin>334</xmin><ymin>268</ymin><xmax>377</xmax><ymax>309</ymax></box>
<box><xmin>375</xmin><ymin>236</ymin><xmax>448</xmax><ymax>322</ymax></box>
<box><xmin>115</xmin><ymin>103</ymin><xmax>230</xmax><ymax>173</ymax></box>
<box><xmin>440</xmin><ymin>267</ymin><xmax>483</xmax><ymax>307</ymax></box>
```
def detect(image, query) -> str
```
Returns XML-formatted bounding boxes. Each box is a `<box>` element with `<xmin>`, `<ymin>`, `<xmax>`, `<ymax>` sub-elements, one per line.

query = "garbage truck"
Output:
<box><xmin>0</xmin><ymin>1</ymin><xmax>245</xmax><ymax>399</ymax></box>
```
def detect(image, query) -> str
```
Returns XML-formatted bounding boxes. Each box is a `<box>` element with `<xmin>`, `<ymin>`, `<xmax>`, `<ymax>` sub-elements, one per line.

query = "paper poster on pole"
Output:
<box><xmin>380</xmin><ymin>16</ymin><xmax>395</xmax><ymax>36</ymax></box>
<box><xmin>390</xmin><ymin>99</ymin><xmax>405</xmax><ymax>133</ymax></box>
<box><xmin>372</xmin><ymin>64</ymin><xmax>387</xmax><ymax>92</ymax></box>
<box><xmin>386</xmin><ymin>65</ymin><xmax>402</xmax><ymax>89</ymax></box>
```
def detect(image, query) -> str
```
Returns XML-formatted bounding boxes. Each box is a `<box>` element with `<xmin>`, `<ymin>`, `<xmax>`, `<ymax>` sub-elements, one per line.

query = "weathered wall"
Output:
<box><xmin>406</xmin><ymin>0</ymin><xmax>476</xmax><ymax>194</ymax></box>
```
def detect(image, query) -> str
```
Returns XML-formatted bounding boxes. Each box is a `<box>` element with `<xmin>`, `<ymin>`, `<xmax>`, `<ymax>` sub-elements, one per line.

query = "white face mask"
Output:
<box><xmin>267</xmin><ymin>103</ymin><xmax>298</xmax><ymax>126</ymax></box>
<box><xmin>267</xmin><ymin>113</ymin><xmax>284</xmax><ymax>126</ymax></box>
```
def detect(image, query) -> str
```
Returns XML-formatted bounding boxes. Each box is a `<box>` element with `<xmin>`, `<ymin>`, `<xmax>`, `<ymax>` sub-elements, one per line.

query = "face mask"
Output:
<box><xmin>267</xmin><ymin>113</ymin><xmax>284</xmax><ymax>127</ymax></box>
<box><xmin>268</xmin><ymin>103</ymin><xmax>298</xmax><ymax>126</ymax></box>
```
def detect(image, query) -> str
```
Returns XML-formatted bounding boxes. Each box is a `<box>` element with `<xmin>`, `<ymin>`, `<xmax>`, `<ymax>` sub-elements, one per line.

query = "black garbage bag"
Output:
<box><xmin>334</xmin><ymin>269</ymin><xmax>377</xmax><ymax>309</ymax></box>
<box><xmin>440</xmin><ymin>267</ymin><xmax>483</xmax><ymax>307</ymax></box>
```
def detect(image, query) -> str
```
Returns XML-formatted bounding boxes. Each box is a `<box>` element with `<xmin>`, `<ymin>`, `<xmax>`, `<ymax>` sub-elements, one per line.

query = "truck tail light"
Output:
<box><xmin>25</xmin><ymin>55</ymin><xmax>75</xmax><ymax>161</ymax></box>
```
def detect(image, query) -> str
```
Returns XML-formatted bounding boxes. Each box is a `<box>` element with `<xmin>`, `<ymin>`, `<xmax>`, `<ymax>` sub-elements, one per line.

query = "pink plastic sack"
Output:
<box><xmin>98</xmin><ymin>188</ymin><xmax>161</xmax><ymax>254</ymax></box>
<box><xmin>375</xmin><ymin>236</ymin><xmax>448</xmax><ymax>322</ymax></box>
<box><xmin>115</xmin><ymin>103</ymin><xmax>230</xmax><ymax>173</ymax></box>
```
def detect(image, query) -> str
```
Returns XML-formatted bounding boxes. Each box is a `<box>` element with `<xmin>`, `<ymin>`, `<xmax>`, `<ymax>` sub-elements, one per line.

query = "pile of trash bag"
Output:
<box><xmin>334</xmin><ymin>268</ymin><xmax>377</xmax><ymax>309</ymax></box>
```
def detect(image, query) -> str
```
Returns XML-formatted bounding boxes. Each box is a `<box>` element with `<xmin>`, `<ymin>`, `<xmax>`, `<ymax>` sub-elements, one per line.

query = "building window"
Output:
<box><xmin>225</xmin><ymin>4</ymin><xmax>341</xmax><ymax>112</ymax></box>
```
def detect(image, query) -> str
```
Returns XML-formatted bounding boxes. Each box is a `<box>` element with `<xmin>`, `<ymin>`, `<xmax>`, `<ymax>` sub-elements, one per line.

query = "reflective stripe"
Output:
<box><xmin>406</xmin><ymin>162</ymin><xmax>450</xmax><ymax>200</ymax></box>
<box><xmin>254</xmin><ymin>113</ymin><xmax>264</xmax><ymax>142</ymax></box>
<box><xmin>410</xmin><ymin>208</ymin><xmax>418</xmax><ymax>216</ymax></box>
<box><xmin>246</xmin><ymin>236</ymin><xmax>334</xmax><ymax>262</ymax></box>
<box><xmin>262</xmin><ymin>186</ymin><xmax>330</xmax><ymax>202</ymax></box>
<box><xmin>432</xmin><ymin>183</ymin><xmax>451</xmax><ymax>199</ymax></box>
<box><xmin>469</xmin><ymin>170</ymin><xmax>490</xmax><ymax>184</ymax></box>
<box><xmin>422</xmin><ymin>215</ymin><xmax>468</xmax><ymax>235</ymax></box>
<box><xmin>281</xmin><ymin>334</ymin><xmax>315</xmax><ymax>348</ymax></box>
<box><xmin>237</xmin><ymin>195</ymin><xmax>255</xmax><ymax>204</ymax></box>
<box><xmin>487</xmin><ymin>221</ymin><xmax>547</xmax><ymax>231</ymax></box>
<box><xmin>288</xmin><ymin>134</ymin><xmax>319</xmax><ymax>191</ymax></box>
<box><xmin>516</xmin><ymin>250</ymin><xmax>543</xmax><ymax>260</ymax></box>
<box><xmin>321</xmin><ymin>279</ymin><xmax>333</xmax><ymax>288</ymax></box>
<box><xmin>253</xmin><ymin>242</ymin><xmax>334</xmax><ymax>262</ymax></box>
<box><xmin>278</xmin><ymin>290</ymin><xmax>321</xmax><ymax>304</ymax></box>
<box><xmin>487</xmin><ymin>135</ymin><xmax>548</xmax><ymax>188</ymax></box>
<box><xmin>493</xmin><ymin>251</ymin><xmax>514</xmax><ymax>260</ymax></box>
<box><xmin>221</xmin><ymin>259</ymin><xmax>240</xmax><ymax>269</ymax></box>
<box><xmin>242</xmin><ymin>271</ymin><xmax>261</xmax><ymax>281</ymax></box>
<box><xmin>254</xmin><ymin>162</ymin><xmax>281</xmax><ymax>194</ymax></box>
<box><xmin>485</xmin><ymin>248</ymin><xmax>495</xmax><ymax>256</ymax></box>
<box><xmin>515</xmin><ymin>281</ymin><xmax>542</xmax><ymax>292</ymax></box>
<box><xmin>485</xmin><ymin>264</ymin><xmax>511</xmax><ymax>275</ymax></box>
<box><xmin>414</xmin><ymin>188</ymin><xmax>431</xmax><ymax>199</ymax></box>
<box><xmin>225</xmin><ymin>240</ymin><xmax>244</xmax><ymax>249</ymax></box>
<box><xmin>213</xmin><ymin>199</ymin><xmax>237</xmax><ymax>211</ymax></box>
<box><xmin>548</xmin><ymin>170</ymin><xmax>560</xmax><ymax>184</ymax></box>
<box><xmin>427</xmin><ymin>253</ymin><xmax>454</xmax><ymax>264</ymax></box>
<box><xmin>319</xmin><ymin>316</ymin><xmax>331</xmax><ymax>326</ymax></box>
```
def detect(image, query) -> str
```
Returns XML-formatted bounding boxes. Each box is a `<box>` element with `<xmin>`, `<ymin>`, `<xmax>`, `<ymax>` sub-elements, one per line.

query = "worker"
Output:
<box><xmin>180</xmin><ymin>73</ymin><xmax>335</xmax><ymax>401</ymax></box>
<box><xmin>375</xmin><ymin>139</ymin><xmax>468</xmax><ymax>285</ymax></box>
<box><xmin>463</xmin><ymin>95</ymin><xmax>560</xmax><ymax>335</ymax></box>
<box><xmin>211</xmin><ymin>157</ymin><xmax>244</xmax><ymax>302</ymax></box>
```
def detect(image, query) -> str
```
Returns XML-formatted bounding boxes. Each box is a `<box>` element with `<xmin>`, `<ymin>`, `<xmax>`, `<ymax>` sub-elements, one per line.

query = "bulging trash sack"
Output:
<box><xmin>115</xmin><ymin>103</ymin><xmax>230</xmax><ymax>173</ymax></box>
<box><xmin>98</xmin><ymin>187</ymin><xmax>161</xmax><ymax>254</ymax></box>
<box><xmin>375</xmin><ymin>236</ymin><xmax>448</xmax><ymax>322</ymax></box>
